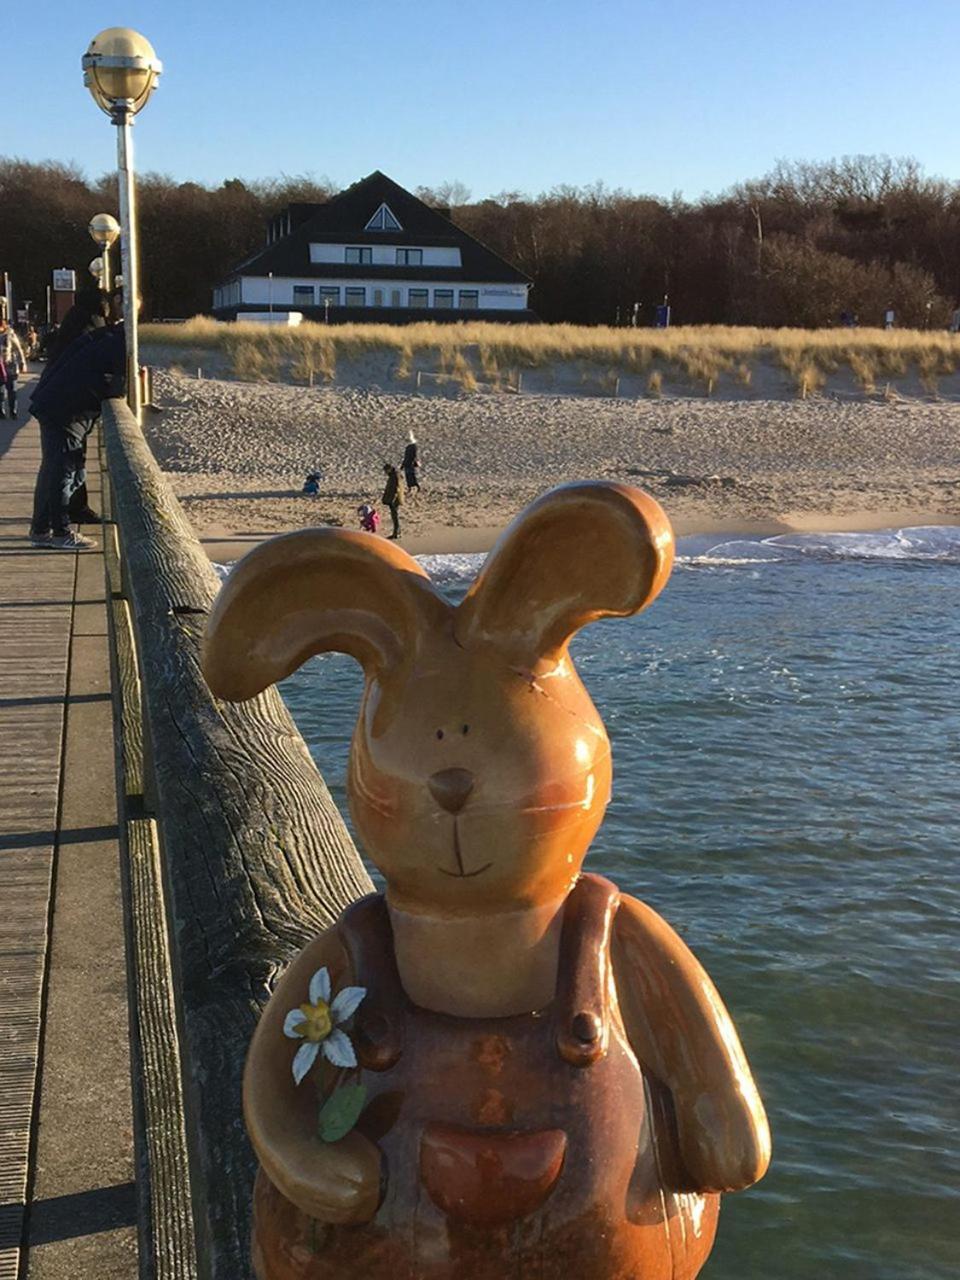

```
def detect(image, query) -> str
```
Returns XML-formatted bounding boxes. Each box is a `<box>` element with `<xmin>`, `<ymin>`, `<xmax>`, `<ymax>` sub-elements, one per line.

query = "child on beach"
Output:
<box><xmin>357</xmin><ymin>503</ymin><xmax>380</xmax><ymax>534</ymax></box>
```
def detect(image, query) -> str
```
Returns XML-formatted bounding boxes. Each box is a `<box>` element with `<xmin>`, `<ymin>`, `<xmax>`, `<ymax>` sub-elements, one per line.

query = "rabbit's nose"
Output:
<box><xmin>428</xmin><ymin>768</ymin><xmax>475</xmax><ymax>814</ymax></box>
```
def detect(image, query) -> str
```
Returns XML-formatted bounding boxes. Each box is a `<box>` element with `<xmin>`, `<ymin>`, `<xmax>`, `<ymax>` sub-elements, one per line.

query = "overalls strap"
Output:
<box><xmin>554</xmin><ymin>873</ymin><xmax>621</xmax><ymax>1066</ymax></box>
<box><xmin>339</xmin><ymin>893</ymin><xmax>405</xmax><ymax>1071</ymax></box>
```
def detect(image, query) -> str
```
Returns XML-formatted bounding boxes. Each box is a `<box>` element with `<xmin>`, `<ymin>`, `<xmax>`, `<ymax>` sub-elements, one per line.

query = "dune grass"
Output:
<box><xmin>139</xmin><ymin>318</ymin><xmax>960</xmax><ymax>395</ymax></box>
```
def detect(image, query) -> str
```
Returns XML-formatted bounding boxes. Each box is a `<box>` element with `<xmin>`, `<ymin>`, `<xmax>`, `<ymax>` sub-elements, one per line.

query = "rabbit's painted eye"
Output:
<box><xmin>462</xmin><ymin>725</ymin><xmax>470</xmax><ymax>735</ymax></box>
<box><xmin>436</xmin><ymin>729</ymin><xmax>444</xmax><ymax>740</ymax></box>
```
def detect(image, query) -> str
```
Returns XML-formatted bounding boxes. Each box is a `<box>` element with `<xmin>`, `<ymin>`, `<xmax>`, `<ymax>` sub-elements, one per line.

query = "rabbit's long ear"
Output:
<box><xmin>454</xmin><ymin>482</ymin><xmax>673</xmax><ymax>665</ymax></box>
<box><xmin>203</xmin><ymin>529</ymin><xmax>449</xmax><ymax>701</ymax></box>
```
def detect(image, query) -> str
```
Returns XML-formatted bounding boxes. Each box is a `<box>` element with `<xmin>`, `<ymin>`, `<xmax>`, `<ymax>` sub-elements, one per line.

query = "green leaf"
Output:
<box><xmin>317</xmin><ymin>1083</ymin><xmax>367</xmax><ymax>1143</ymax></box>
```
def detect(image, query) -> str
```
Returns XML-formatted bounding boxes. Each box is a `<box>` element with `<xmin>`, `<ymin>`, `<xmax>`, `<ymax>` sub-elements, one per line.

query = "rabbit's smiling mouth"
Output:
<box><xmin>438</xmin><ymin>819</ymin><xmax>492</xmax><ymax>879</ymax></box>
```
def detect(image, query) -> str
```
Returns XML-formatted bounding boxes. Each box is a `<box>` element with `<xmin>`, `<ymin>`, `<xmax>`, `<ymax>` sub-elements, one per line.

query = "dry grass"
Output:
<box><xmin>140</xmin><ymin>318</ymin><xmax>960</xmax><ymax>396</ymax></box>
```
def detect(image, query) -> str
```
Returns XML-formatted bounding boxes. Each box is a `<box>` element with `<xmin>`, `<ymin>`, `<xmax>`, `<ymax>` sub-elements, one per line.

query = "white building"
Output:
<box><xmin>212</xmin><ymin>171</ymin><xmax>535</xmax><ymax>324</ymax></box>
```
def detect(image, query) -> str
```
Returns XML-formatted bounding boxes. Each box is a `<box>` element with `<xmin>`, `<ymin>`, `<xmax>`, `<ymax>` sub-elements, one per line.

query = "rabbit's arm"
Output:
<box><xmin>611</xmin><ymin>896</ymin><xmax>771</xmax><ymax>1193</ymax></box>
<box><xmin>243</xmin><ymin>927</ymin><xmax>381</xmax><ymax>1224</ymax></box>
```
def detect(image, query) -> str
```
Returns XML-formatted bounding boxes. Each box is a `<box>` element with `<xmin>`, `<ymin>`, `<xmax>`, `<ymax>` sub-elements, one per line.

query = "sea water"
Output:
<box><xmin>276</xmin><ymin>528</ymin><xmax>960</xmax><ymax>1280</ymax></box>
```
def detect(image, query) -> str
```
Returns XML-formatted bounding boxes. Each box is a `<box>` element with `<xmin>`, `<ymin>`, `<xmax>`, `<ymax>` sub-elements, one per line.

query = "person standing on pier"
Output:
<box><xmin>0</xmin><ymin>318</ymin><xmax>27</xmax><ymax>419</ymax></box>
<box><xmin>27</xmin><ymin>323</ymin><xmax>125</xmax><ymax>551</ymax></box>
<box><xmin>43</xmin><ymin>288</ymin><xmax>112</xmax><ymax>525</ymax></box>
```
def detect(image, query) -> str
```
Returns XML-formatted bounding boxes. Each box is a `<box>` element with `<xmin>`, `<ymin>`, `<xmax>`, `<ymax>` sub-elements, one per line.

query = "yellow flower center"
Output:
<box><xmin>299</xmin><ymin>999</ymin><xmax>332</xmax><ymax>1043</ymax></box>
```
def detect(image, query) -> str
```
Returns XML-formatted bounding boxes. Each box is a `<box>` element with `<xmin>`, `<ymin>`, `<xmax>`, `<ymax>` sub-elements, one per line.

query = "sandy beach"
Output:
<box><xmin>142</xmin><ymin>370</ymin><xmax>960</xmax><ymax>560</ymax></box>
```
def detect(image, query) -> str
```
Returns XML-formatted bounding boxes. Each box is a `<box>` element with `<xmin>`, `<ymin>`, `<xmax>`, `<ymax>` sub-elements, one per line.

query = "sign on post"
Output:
<box><xmin>52</xmin><ymin>268</ymin><xmax>77</xmax><ymax>323</ymax></box>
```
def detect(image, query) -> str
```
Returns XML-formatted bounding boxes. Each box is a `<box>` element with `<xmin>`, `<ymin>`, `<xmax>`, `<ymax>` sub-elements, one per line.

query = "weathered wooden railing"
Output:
<box><xmin>100</xmin><ymin>398</ymin><xmax>372</xmax><ymax>1278</ymax></box>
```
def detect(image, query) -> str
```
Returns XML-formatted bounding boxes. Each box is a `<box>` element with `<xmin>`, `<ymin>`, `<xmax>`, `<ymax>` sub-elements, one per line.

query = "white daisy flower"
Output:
<box><xmin>283</xmin><ymin>967</ymin><xmax>367</xmax><ymax>1085</ymax></box>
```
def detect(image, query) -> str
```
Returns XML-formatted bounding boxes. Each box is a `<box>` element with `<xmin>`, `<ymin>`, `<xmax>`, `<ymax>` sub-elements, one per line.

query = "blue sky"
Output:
<box><xmin>13</xmin><ymin>0</ymin><xmax>959</xmax><ymax>200</ymax></box>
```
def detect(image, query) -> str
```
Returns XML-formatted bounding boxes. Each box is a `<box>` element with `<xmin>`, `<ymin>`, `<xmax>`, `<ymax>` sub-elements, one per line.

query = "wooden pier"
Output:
<box><xmin>0</xmin><ymin>397</ymin><xmax>137</xmax><ymax>1278</ymax></box>
<box><xmin>0</xmin><ymin>392</ymin><xmax>368</xmax><ymax>1277</ymax></box>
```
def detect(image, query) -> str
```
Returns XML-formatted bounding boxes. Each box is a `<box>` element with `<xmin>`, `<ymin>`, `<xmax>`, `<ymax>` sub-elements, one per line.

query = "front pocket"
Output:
<box><xmin>419</xmin><ymin>1123</ymin><xmax>567</xmax><ymax>1226</ymax></box>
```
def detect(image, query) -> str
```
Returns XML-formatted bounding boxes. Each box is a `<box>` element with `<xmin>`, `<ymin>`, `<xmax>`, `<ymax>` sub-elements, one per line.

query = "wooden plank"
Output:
<box><xmin>127</xmin><ymin>819</ymin><xmax>197</xmax><ymax>1279</ymax></box>
<box><xmin>101</xmin><ymin>400</ymin><xmax>370</xmax><ymax>1277</ymax></box>
<box><xmin>111</xmin><ymin>598</ymin><xmax>145</xmax><ymax>801</ymax></box>
<box><xmin>0</xmin><ymin>416</ymin><xmax>75</xmax><ymax>1280</ymax></box>
<box><xmin>104</xmin><ymin>521</ymin><xmax>122</xmax><ymax>598</ymax></box>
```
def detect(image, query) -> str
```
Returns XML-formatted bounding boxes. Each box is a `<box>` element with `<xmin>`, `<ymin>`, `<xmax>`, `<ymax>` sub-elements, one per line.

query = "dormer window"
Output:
<box><xmin>345</xmin><ymin>247</ymin><xmax>372</xmax><ymax>264</ymax></box>
<box><xmin>365</xmin><ymin>203</ymin><xmax>402</xmax><ymax>232</ymax></box>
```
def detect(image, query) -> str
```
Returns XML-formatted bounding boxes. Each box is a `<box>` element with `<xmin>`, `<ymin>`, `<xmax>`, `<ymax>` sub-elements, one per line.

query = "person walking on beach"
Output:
<box><xmin>28</xmin><ymin>322</ymin><xmax>125</xmax><ymax>550</ymax></box>
<box><xmin>402</xmin><ymin>430</ymin><xmax>420</xmax><ymax>494</ymax></box>
<box><xmin>0</xmin><ymin>318</ymin><xmax>27</xmax><ymax>418</ymax></box>
<box><xmin>382</xmin><ymin>462</ymin><xmax>402</xmax><ymax>540</ymax></box>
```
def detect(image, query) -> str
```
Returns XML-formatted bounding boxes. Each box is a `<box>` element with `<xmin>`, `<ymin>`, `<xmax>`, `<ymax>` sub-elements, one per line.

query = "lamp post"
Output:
<box><xmin>82</xmin><ymin>28</ymin><xmax>161</xmax><ymax>420</ymax></box>
<box><xmin>88</xmin><ymin>212</ymin><xmax>120</xmax><ymax>292</ymax></box>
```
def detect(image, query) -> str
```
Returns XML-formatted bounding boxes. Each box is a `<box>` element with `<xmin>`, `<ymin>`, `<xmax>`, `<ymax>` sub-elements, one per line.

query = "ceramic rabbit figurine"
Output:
<box><xmin>202</xmin><ymin>481</ymin><xmax>771</xmax><ymax>1280</ymax></box>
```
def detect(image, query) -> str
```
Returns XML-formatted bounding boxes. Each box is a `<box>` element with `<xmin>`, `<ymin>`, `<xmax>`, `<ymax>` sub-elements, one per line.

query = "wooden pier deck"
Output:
<box><xmin>0</xmin><ymin>395</ymin><xmax>136</xmax><ymax>1279</ymax></box>
<box><xmin>1</xmin><ymin>389</ymin><xmax>368</xmax><ymax>1279</ymax></box>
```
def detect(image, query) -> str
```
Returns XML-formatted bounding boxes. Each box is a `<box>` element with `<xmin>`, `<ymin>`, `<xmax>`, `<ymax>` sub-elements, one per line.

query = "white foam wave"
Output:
<box><xmin>212</xmin><ymin>526</ymin><xmax>960</xmax><ymax>586</ymax></box>
<box><xmin>677</xmin><ymin>526</ymin><xmax>960</xmax><ymax>569</ymax></box>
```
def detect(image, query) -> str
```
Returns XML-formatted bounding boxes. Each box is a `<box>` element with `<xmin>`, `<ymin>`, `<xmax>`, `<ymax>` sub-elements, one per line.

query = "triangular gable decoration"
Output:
<box><xmin>365</xmin><ymin>202</ymin><xmax>402</xmax><ymax>232</ymax></box>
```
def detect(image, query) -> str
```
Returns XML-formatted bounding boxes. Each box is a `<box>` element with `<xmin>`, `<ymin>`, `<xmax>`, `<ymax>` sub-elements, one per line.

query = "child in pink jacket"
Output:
<box><xmin>357</xmin><ymin>503</ymin><xmax>380</xmax><ymax>534</ymax></box>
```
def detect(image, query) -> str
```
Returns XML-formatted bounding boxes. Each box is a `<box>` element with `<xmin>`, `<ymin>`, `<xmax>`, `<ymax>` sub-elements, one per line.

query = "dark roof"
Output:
<box><xmin>227</xmin><ymin>171</ymin><xmax>530</xmax><ymax>286</ymax></box>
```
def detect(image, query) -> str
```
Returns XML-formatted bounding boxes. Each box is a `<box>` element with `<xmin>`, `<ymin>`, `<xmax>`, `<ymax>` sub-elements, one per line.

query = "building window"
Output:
<box><xmin>391</xmin><ymin>288</ymin><xmax>401</xmax><ymax>307</ymax></box>
<box><xmin>408</xmin><ymin>289</ymin><xmax>428</xmax><ymax>309</ymax></box>
<box><xmin>319</xmin><ymin>286</ymin><xmax>340</xmax><ymax>306</ymax></box>
<box><xmin>293</xmin><ymin>285</ymin><xmax>315</xmax><ymax>307</ymax></box>
<box><xmin>459</xmin><ymin>289</ymin><xmax>479</xmax><ymax>310</ymax></box>
<box><xmin>434</xmin><ymin>289</ymin><xmax>454</xmax><ymax>309</ymax></box>
<box><xmin>345</xmin><ymin>287</ymin><xmax>366</xmax><ymax>307</ymax></box>
<box><xmin>365</xmin><ymin>203</ymin><xmax>402</xmax><ymax>232</ymax></box>
<box><xmin>396</xmin><ymin>248</ymin><xmax>423</xmax><ymax>266</ymax></box>
<box><xmin>345</xmin><ymin>247</ymin><xmax>372</xmax><ymax>265</ymax></box>
<box><xmin>372</xmin><ymin>288</ymin><xmax>384</xmax><ymax>306</ymax></box>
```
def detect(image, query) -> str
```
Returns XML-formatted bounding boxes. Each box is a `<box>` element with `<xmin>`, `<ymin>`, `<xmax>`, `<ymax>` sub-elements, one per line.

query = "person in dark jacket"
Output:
<box><xmin>381</xmin><ymin>462</ymin><xmax>402</xmax><ymax>540</ymax></box>
<box><xmin>44</xmin><ymin>288</ymin><xmax>111</xmax><ymax>523</ymax></box>
<box><xmin>28</xmin><ymin>324</ymin><xmax>125</xmax><ymax>550</ymax></box>
<box><xmin>45</xmin><ymin>288</ymin><xmax>109</xmax><ymax>365</ymax></box>
<box><xmin>402</xmin><ymin>430</ymin><xmax>420</xmax><ymax>494</ymax></box>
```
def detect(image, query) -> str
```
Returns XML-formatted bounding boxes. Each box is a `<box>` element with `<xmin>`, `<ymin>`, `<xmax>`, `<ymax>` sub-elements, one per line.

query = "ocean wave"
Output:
<box><xmin>677</xmin><ymin>526</ymin><xmax>960</xmax><ymax>569</ymax></box>
<box><xmin>212</xmin><ymin>525</ymin><xmax>960</xmax><ymax>586</ymax></box>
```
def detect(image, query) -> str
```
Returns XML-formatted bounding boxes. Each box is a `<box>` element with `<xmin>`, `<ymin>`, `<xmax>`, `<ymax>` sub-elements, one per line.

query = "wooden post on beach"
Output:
<box><xmin>517</xmin><ymin>369</ymin><xmax>523</xmax><ymax>393</ymax></box>
<box><xmin>416</xmin><ymin>369</ymin><xmax>422</xmax><ymax>391</ymax></box>
<box><xmin>613</xmin><ymin>377</ymin><xmax>620</xmax><ymax>398</ymax></box>
<box><xmin>197</xmin><ymin>366</ymin><xmax>202</xmax><ymax>380</ymax></box>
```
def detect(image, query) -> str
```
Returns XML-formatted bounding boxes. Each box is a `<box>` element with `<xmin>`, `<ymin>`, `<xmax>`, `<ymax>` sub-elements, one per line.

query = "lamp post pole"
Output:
<box><xmin>114</xmin><ymin>102</ymin><xmax>141</xmax><ymax>417</ymax></box>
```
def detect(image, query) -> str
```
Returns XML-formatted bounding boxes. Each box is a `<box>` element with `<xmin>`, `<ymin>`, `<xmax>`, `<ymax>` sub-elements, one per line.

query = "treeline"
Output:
<box><xmin>2</xmin><ymin>155</ymin><xmax>958</xmax><ymax>327</ymax></box>
<box><xmin>0</xmin><ymin>159</ymin><xmax>335</xmax><ymax>320</ymax></box>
